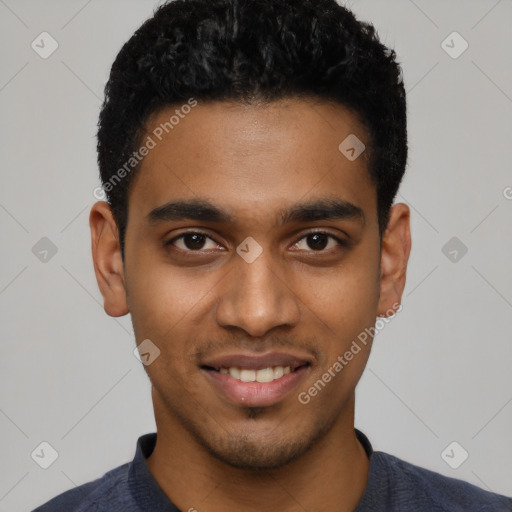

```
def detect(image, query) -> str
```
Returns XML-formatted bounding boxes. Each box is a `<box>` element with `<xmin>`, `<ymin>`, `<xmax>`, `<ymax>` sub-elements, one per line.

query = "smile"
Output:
<box><xmin>216</xmin><ymin>365</ymin><xmax>292</xmax><ymax>382</ymax></box>
<box><xmin>201</xmin><ymin>363</ymin><xmax>311</xmax><ymax>407</ymax></box>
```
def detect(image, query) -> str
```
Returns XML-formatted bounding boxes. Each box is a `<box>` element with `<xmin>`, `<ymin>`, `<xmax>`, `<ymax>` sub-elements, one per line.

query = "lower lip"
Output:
<box><xmin>202</xmin><ymin>366</ymin><xmax>310</xmax><ymax>407</ymax></box>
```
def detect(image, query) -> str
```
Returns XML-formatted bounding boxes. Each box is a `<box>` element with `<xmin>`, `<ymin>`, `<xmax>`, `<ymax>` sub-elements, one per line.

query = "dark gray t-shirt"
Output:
<box><xmin>32</xmin><ymin>430</ymin><xmax>512</xmax><ymax>511</ymax></box>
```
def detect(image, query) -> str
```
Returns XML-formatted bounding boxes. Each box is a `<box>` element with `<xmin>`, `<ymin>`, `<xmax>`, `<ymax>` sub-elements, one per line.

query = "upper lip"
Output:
<box><xmin>200</xmin><ymin>351</ymin><xmax>313</xmax><ymax>371</ymax></box>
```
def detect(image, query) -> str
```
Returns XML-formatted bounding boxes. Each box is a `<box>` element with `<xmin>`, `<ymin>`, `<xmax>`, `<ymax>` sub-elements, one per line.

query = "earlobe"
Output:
<box><xmin>377</xmin><ymin>203</ymin><xmax>411</xmax><ymax>317</ymax></box>
<box><xmin>89</xmin><ymin>201</ymin><xmax>129</xmax><ymax>317</ymax></box>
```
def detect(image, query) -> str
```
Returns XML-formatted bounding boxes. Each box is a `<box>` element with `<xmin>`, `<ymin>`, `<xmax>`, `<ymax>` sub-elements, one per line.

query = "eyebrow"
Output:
<box><xmin>147</xmin><ymin>197</ymin><xmax>365</xmax><ymax>226</ymax></box>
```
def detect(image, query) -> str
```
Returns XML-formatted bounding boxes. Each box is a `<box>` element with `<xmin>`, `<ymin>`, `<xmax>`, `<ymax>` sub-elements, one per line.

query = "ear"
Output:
<box><xmin>377</xmin><ymin>203</ymin><xmax>411</xmax><ymax>317</ymax></box>
<box><xmin>89</xmin><ymin>201</ymin><xmax>129</xmax><ymax>317</ymax></box>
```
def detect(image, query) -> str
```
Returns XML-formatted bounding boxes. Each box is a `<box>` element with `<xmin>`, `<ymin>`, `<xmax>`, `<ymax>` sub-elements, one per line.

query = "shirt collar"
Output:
<box><xmin>128</xmin><ymin>429</ymin><xmax>374</xmax><ymax>509</ymax></box>
<box><xmin>355</xmin><ymin>428</ymin><xmax>374</xmax><ymax>458</ymax></box>
<box><xmin>128</xmin><ymin>433</ymin><xmax>180</xmax><ymax>511</ymax></box>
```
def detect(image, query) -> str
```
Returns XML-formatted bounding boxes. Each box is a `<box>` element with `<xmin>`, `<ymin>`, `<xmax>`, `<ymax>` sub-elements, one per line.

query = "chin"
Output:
<box><xmin>203</xmin><ymin>437</ymin><xmax>310</xmax><ymax>470</ymax></box>
<box><xmin>194</xmin><ymin>413</ymin><xmax>335</xmax><ymax>471</ymax></box>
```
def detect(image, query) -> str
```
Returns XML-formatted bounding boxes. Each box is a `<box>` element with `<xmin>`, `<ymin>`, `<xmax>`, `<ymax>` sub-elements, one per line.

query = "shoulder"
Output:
<box><xmin>370</xmin><ymin>451</ymin><xmax>512</xmax><ymax>511</ymax></box>
<box><xmin>31</xmin><ymin>463</ymin><xmax>131</xmax><ymax>512</ymax></box>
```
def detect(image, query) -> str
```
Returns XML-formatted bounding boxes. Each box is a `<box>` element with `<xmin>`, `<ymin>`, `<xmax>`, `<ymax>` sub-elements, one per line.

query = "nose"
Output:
<box><xmin>215</xmin><ymin>248</ymin><xmax>301</xmax><ymax>338</ymax></box>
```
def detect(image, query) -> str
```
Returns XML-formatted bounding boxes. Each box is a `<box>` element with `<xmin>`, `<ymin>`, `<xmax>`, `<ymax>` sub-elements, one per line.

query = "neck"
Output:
<box><xmin>147</xmin><ymin>394</ymin><xmax>369</xmax><ymax>512</ymax></box>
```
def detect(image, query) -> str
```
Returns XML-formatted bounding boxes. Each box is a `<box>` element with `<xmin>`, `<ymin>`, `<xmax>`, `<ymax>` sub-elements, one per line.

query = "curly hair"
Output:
<box><xmin>97</xmin><ymin>0</ymin><xmax>407</xmax><ymax>258</ymax></box>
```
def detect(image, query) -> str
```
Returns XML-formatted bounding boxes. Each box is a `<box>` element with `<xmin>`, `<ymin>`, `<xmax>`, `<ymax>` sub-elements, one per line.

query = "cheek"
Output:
<box><xmin>298</xmin><ymin>250</ymin><xmax>380</xmax><ymax>332</ymax></box>
<box><xmin>297</xmin><ymin>245</ymin><xmax>380</xmax><ymax>384</ymax></box>
<box><xmin>125</xmin><ymin>244</ymin><xmax>216</xmax><ymax>337</ymax></box>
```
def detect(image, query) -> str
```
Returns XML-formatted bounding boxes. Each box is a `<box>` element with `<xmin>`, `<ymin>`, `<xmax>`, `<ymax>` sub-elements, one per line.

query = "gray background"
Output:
<box><xmin>1</xmin><ymin>0</ymin><xmax>511</xmax><ymax>510</ymax></box>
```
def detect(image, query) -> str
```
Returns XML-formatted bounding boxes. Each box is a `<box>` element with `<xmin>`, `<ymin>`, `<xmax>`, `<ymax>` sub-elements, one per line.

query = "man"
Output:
<box><xmin>33</xmin><ymin>0</ymin><xmax>512</xmax><ymax>510</ymax></box>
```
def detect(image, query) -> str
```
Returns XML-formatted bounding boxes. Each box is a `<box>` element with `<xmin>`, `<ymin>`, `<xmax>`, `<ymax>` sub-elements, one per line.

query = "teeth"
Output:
<box><xmin>240</xmin><ymin>369</ymin><xmax>256</xmax><ymax>382</ymax></box>
<box><xmin>229</xmin><ymin>367</ymin><xmax>240</xmax><ymax>379</ymax></box>
<box><xmin>255</xmin><ymin>368</ymin><xmax>274</xmax><ymax>383</ymax></box>
<box><xmin>273</xmin><ymin>366</ymin><xmax>284</xmax><ymax>379</ymax></box>
<box><xmin>219</xmin><ymin>366</ymin><xmax>295</xmax><ymax>382</ymax></box>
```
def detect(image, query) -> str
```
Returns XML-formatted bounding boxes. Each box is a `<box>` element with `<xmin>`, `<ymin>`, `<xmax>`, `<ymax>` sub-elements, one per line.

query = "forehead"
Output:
<box><xmin>127</xmin><ymin>98</ymin><xmax>376</xmax><ymax>229</ymax></box>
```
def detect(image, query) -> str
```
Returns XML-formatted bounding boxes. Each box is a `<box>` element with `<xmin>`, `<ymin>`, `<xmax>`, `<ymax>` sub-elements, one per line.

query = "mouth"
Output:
<box><xmin>200</xmin><ymin>353</ymin><xmax>312</xmax><ymax>407</ymax></box>
<box><xmin>201</xmin><ymin>364</ymin><xmax>309</xmax><ymax>383</ymax></box>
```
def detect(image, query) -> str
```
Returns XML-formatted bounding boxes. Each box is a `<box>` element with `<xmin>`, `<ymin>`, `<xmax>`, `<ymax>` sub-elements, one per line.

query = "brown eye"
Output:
<box><xmin>293</xmin><ymin>231</ymin><xmax>346</xmax><ymax>252</ymax></box>
<box><xmin>306</xmin><ymin>233</ymin><xmax>329</xmax><ymax>250</ymax></box>
<box><xmin>181</xmin><ymin>233</ymin><xmax>207</xmax><ymax>250</ymax></box>
<box><xmin>165</xmin><ymin>231</ymin><xmax>219</xmax><ymax>252</ymax></box>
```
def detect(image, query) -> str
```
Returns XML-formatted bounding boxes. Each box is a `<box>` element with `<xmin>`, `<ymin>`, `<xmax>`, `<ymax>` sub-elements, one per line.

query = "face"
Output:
<box><xmin>90</xmin><ymin>98</ymin><xmax>410</xmax><ymax>469</ymax></box>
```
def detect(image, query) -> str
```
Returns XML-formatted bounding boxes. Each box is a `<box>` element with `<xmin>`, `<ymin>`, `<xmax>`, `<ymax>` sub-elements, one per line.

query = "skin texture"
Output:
<box><xmin>90</xmin><ymin>98</ymin><xmax>411</xmax><ymax>512</ymax></box>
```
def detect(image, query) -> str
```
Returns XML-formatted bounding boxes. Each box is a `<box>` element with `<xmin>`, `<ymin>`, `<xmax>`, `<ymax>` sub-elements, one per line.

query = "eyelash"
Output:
<box><xmin>164</xmin><ymin>230</ymin><xmax>348</xmax><ymax>254</ymax></box>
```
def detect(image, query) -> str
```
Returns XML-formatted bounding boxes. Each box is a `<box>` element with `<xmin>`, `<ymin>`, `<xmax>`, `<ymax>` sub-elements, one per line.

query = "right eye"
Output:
<box><xmin>164</xmin><ymin>231</ymin><xmax>223</xmax><ymax>252</ymax></box>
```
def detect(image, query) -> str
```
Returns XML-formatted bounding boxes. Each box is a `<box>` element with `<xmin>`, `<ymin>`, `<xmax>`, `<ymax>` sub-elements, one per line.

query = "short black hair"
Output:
<box><xmin>97</xmin><ymin>0</ymin><xmax>407</xmax><ymax>258</ymax></box>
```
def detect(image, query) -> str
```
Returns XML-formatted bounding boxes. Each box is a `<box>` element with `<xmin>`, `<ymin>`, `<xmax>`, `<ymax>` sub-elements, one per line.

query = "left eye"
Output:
<box><xmin>292</xmin><ymin>232</ymin><xmax>345</xmax><ymax>252</ymax></box>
